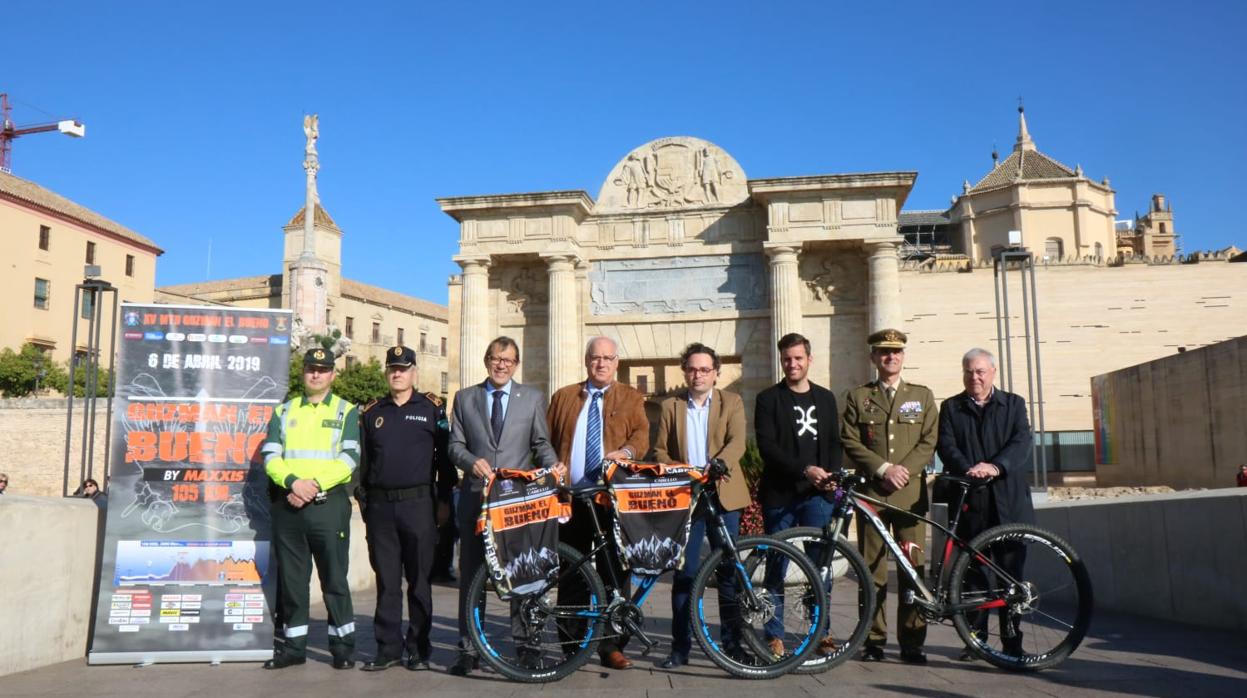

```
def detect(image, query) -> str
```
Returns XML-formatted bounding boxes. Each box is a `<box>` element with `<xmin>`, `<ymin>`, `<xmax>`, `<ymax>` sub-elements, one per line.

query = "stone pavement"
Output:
<box><xmin>6</xmin><ymin>577</ymin><xmax>1245</xmax><ymax>697</ymax></box>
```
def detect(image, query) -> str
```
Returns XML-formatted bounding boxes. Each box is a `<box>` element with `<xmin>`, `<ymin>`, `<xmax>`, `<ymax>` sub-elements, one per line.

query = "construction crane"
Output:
<box><xmin>1</xmin><ymin>93</ymin><xmax>85</xmax><ymax>174</ymax></box>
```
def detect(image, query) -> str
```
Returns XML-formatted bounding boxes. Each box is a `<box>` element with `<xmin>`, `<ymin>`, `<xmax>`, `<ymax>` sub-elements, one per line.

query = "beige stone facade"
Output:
<box><xmin>440</xmin><ymin>136</ymin><xmax>915</xmax><ymax>413</ymax></box>
<box><xmin>1</xmin><ymin>170</ymin><xmax>162</xmax><ymax>364</ymax></box>
<box><xmin>441</xmin><ymin>134</ymin><xmax>1245</xmax><ymax>438</ymax></box>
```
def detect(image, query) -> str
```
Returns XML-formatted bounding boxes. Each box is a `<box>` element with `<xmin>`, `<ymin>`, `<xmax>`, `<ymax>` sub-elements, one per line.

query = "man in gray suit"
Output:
<box><xmin>447</xmin><ymin>335</ymin><xmax>561</xmax><ymax>675</ymax></box>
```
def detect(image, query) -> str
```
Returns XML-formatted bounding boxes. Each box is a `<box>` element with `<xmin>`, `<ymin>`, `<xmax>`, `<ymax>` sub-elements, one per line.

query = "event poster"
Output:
<box><xmin>88</xmin><ymin>304</ymin><xmax>293</xmax><ymax>665</ymax></box>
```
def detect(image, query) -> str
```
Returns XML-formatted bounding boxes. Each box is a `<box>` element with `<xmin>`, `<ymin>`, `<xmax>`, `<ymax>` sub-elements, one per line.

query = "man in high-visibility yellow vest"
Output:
<box><xmin>262</xmin><ymin>347</ymin><xmax>361</xmax><ymax>670</ymax></box>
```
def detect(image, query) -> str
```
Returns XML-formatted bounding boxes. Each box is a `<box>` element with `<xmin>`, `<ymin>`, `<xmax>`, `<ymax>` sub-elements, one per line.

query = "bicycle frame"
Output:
<box><xmin>823</xmin><ymin>477</ymin><xmax>1025</xmax><ymax>616</ymax></box>
<box><xmin>522</xmin><ymin>478</ymin><xmax>757</xmax><ymax>646</ymax></box>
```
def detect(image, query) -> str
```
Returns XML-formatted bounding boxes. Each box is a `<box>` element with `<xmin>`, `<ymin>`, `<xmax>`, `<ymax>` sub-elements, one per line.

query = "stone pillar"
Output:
<box><xmin>867</xmin><ymin>241</ymin><xmax>902</xmax><ymax>333</ymax></box>
<box><xmin>765</xmin><ymin>244</ymin><xmax>803</xmax><ymax>382</ymax></box>
<box><xmin>543</xmin><ymin>253</ymin><xmax>581</xmax><ymax>394</ymax></box>
<box><xmin>456</xmin><ymin>256</ymin><xmax>490</xmax><ymax>391</ymax></box>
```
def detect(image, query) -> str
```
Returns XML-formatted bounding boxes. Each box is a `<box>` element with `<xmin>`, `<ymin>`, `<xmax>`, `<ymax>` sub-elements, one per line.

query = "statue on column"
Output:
<box><xmin>303</xmin><ymin>114</ymin><xmax>319</xmax><ymax>157</ymax></box>
<box><xmin>302</xmin><ymin>113</ymin><xmax>320</xmax><ymax>204</ymax></box>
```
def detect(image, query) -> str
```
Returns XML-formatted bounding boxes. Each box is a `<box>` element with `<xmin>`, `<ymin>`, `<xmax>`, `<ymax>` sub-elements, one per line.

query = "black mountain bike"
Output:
<box><xmin>463</xmin><ymin>459</ymin><xmax>829</xmax><ymax>682</ymax></box>
<box><xmin>771</xmin><ymin>470</ymin><xmax>1093</xmax><ymax>672</ymax></box>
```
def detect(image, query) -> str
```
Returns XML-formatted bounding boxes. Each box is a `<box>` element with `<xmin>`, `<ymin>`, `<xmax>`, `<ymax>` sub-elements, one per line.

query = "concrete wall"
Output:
<box><xmin>1035</xmin><ymin>488</ymin><xmax>1247</xmax><ymax>631</ymax></box>
<box><xmin>0</xmin><ymin>496</ymin><xmax>103</xmax><ymax>676</ymax></box>
<box><xmin>0</xmin><ymin>496</ymin><xmax>374</xmax><ymax>678</ymax></box>
<box><xmin>1093</xmin><ymin>335</ymin><xmax>1247</xmax><ymax>488</ymax></box>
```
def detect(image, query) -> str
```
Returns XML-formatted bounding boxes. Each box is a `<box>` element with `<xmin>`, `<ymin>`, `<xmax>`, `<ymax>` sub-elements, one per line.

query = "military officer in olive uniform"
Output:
<box><xmin>263</xmin><ymin>347</ymin><xmax>360</xmax><ymax>670</ymax></box>
<box><xmin>840</xmin><ymin>329</ymin><xmax>938</xmax><ymax>664</ymax></box>
<box><xmin>357</xmin><ymin>345</ymin><xmax>456</xmax><ymax>672</ymax></box>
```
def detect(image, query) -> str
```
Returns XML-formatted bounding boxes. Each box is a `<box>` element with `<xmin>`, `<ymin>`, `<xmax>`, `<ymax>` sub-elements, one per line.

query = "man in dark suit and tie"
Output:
<box><xmin>447</xmin><ymin>335</ymin><xmax>561</xmax><ymax>676</ymax></box>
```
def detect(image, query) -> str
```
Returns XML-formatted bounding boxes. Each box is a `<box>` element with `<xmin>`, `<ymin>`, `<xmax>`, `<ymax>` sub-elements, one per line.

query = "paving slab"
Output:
<box><xmin>5</xmin><ymin>575</ymin><xmax>1245</xmax><ymax>697</ymax></box>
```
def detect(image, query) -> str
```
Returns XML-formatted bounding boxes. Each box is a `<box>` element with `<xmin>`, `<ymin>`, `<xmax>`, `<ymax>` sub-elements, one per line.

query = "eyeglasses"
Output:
<box><xmin>487</xmin><ymin>356</ymin><xmax>517</xmax><ymax>367</ymax></box>
<box><xmin>684</xmin><ymin>367</ymin><xmax>716</xmax><ymax>376</ymax></box>
<box><xmin>588</xmin><ymin>354</ymin><xmax>618</xmax><ymax>363</ymax></box>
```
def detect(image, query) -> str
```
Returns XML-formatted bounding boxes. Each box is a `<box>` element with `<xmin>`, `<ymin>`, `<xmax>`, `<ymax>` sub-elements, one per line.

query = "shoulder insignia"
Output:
<box><xmin>361</xmin><ymin>398</ymin><xmax>379</xmax><ymax>414</ymax></box>
<box><xmin>423</xmin><ymin>391</ymin><xmax>443</xmax><ymax>407</ymax></box>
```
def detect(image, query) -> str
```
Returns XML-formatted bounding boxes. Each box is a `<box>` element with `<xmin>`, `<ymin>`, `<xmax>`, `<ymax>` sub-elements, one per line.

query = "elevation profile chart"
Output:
<box><xmin>89</xmin><ymin>304</ymin><xmax>293</xmax><ymax>665</ymax></box>
<box><xmin>114</xmin><ymin>541</ymin><xmax>269</xmax><ymax>585</ymax></box>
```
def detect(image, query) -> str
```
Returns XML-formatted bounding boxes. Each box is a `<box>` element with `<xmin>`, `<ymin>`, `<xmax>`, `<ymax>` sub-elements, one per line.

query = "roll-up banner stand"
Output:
<box><xmin>88</xmin><ymin>304</ymin><xmax>293</xmax><ymax>665</ymax></box>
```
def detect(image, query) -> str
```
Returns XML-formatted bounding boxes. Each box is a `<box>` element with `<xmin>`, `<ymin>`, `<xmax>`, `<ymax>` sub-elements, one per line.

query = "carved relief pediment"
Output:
<box><xmin>801</xmin><ymin>252</ymin><xmax>864</xmax><ymax>304</ymax></box>
<box><xmin>596</xmin><ymin>137</ymin><xmax>749</xmax><ymax>213</ymax></box>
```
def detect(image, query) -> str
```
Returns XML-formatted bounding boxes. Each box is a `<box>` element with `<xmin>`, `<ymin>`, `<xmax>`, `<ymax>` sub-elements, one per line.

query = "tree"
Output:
<box><xmin>284</xmin><ymin>353</ymin><xmax>388</xmax><ymax>406</ymax></box>
<box><xmin>48</xmin><ymin>359</ymin><xmax>111</xmax><ymax>398</ymax></box>
<box><xmin>0</xmin><ymin>344</ymin><xmax>67</xmax><ymax>397</ymax></box>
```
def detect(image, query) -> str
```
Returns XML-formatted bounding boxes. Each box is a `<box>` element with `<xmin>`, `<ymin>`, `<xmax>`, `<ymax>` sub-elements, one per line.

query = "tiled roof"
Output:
<box><xmin>970</xmin><ymin>149</ymin><xmax>1076</xmax><ymax>192</ymax></box>
<box><xmin>0</xmin><ymin>170</ymin><xmax>162</xmax><ymax>252</ymax></box>
<box><xmin>157</xmin><ymin>274</ymin><xmax>281</xmax><ymax>297</ymax></box>
<box><xmin>286</xmin><ymin>203</ymin><xmax>339</xmax><ymax>229</ymax></box>
<box><xmin>899</xmin><ymin>209</ymin><xmax>952</xmax><ymax>226</ymax></box>
<box><xmin>341</xmin><ymin>278</ymin><xmax>448</xmax><ymax>321</ymax></box>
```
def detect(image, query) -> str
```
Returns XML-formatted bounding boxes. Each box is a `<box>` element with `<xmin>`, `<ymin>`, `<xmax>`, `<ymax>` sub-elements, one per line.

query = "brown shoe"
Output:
<box><xmin>600</xmin><ymin>649</ymin><xmax>633</xmax><ymax>670</ymax></box>
<box><xmin>767</xmin><ymin>637</ymin><xmax>785</xmax><ymax>658</ymax></box>
<box><xmin>816</xmin><ymin>635</ymin><xmax>840</xmax><ymax>656</ymax></box>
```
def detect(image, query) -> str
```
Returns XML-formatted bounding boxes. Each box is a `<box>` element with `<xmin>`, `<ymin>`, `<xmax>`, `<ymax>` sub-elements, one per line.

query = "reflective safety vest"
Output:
<box><xmin>263</xmin><ymin>392</ymin><xmax>360</xmax><ymax>491</ymax></box>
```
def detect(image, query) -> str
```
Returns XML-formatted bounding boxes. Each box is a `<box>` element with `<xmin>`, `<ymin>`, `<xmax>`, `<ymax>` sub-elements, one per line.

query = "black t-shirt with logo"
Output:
<box><xmin>790</xmin><ymin>389</ymin><xmax>819</xmax><ymax>468</ymax></box>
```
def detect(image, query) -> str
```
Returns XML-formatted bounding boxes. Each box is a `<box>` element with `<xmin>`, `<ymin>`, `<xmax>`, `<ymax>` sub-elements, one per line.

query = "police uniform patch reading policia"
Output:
<box><xmin>602</xmin><ymin>460</ymin><xmax>703</xmax><ymax>575</ymax></box>
<box><xmin>476</xmin><ymin>467</ymin><xmax>570</xmax><ymax>598</ymax></box>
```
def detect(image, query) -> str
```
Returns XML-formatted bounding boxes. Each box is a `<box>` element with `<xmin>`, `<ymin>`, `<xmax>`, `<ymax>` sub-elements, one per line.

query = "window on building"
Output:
<box><xmin>86</xmin><ymin>241</ymin><xmax>96</xmax><ymax>264</ymax></box>
<box><xmin>1044</xmin><ymin>237</ymin><xmax>1064</xmax><ymax>261</ymax></box>
<box><xmin>371</xmin><ymin>322</ymin><xmax>381</xmax><ymax>343</ymax></box>
<box><xmin>34</xmin><ymin>278</ymin><xmax>51</xmax><ymax>309</ymax></box>
<box><xmin>325</xmin><ymin>309</ymin><xmax>331</xmax><ymax>326</ymax></box>
<box><xmin>125</xmin><ymin>254</ymin><xmax>135</xmax><ymax>277</ymax></box>
<box><xmin>636</xmin><ymin>374</ymin><xmax>649</xmax><ymax>394</ymax></box>
<box><xmin>419</xmin><ymin>332</ymin><xmax>428</xmax><ymax>353</ymax></box>
<box><xmin>1094</xmin><ymin>242</ymin><xmax>1104</xmax><ymax>259</ymax></box>
<box><xmin>38</xmin><ymin>225</ymin><xmax>50</xmax><ymax>251</ymax></box>
<box><xmin>397</xmin><ymin>327</ymin><xmax>405</xmax><ymax>346</ymax></box>
<box><xmin>440</xmin><ymin>337</ymin><xmax>447</xmax><ymax>356</ymax></box>
<box><xmin>344</xmin><ymin>317</ymin><xmax>354</xmax><ymax>338</ymax></box>
<box><xmin>345</xmin><ymin>355</ymin><xmax>357</xmax><ymax>370</ymax></box>
<box><xmin>440</xmin><ymin>372</ymin><xmax>448</xmax><ymax>394</ymax></box>
<box><xmin>82</xmin><ymin>289</ymin><xmax>95</xmax><ymax>319</ymax></box>
<box><xmin>1159</xmin><ymin>222</ymin><xmax>1167</xmax><ymax>235</ymax></box>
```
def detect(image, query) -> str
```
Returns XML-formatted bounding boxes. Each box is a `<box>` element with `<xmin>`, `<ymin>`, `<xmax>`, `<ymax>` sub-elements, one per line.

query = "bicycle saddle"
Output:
<box><xmin>936</xmin><ymin>473</ymin><xmax>995</xmax><ymax>489</ymax></box>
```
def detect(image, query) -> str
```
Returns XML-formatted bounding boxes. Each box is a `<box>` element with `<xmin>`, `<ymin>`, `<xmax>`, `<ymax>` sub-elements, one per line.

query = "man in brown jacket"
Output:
<box><xmin>840</xmin><ymin>329</ymin><xmax>938</xmax><ymax>664</ymax></box>
<box><xmin>547</xmin><ymin>335</ymin><xmax>649</xmax><ymax>670</ymax></box>
<box><xmin>652</xmin><ymin>342</ymin><xmax>748</xmax><ymax>668</ymax></box>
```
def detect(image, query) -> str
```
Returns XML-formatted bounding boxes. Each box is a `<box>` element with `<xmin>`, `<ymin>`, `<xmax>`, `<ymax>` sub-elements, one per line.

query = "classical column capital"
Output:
<box><xmin>865</xmin><ymin>240</ymin><xmax>898</xmax><ymax>256</ymax></box>
<box><xmin>454</xmin><ymin>255</ymin><xmax>491</xmax><ymax>273</ymax></box>
<box><xmin>539</xmin><ymin>252</ymin><xmax>580</xmax><ymax>271</ymax></box>
<box><xmin>763</xmin><ymin>242</ymin><xmax>801</xmax><ymax>260</ymax></box>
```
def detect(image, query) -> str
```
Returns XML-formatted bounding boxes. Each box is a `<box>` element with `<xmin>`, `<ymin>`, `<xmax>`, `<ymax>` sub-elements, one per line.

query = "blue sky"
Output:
<box><xmin>7</xmin><ymin>1</ymin><xmax>1245</xmax><ymax>304</ymax></box>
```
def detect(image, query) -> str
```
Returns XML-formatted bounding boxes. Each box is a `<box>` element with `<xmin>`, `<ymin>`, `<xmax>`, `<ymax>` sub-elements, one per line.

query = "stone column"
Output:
<box><xmin>543</xmin><ymin>253</ymin><xmax>580</xmax><ymax>394</ymax></box>
<box><xmin>867</xmin><ymin>241</ymin><xmax>902</xmax><ymax>333</ymax></box>
<box><xmin>765</xmin><ymin>244</ymin><xmax>803</xmax><ymax>382</ymax></box>
<box><xmin>456</xmin><ymin>256</ymin><xmax>490</xmax><ymax>391</ymax></box>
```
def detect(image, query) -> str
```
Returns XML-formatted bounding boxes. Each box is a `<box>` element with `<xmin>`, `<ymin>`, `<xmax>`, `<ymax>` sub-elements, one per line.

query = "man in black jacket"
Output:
<box><xmin>755</xmin><ymin>332</ymin><xmax>842</xmax><ymax>656</ymax></box>
<box><xmin>936</xmin><ymin>347</ymin><xmax>1035</xmax><ymax>658</ymax></box>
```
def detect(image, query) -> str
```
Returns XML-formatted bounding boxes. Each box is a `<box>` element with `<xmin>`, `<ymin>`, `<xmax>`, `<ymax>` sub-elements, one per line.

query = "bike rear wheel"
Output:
<box><xmin>766</xmin><ymin>527</ymin><xmax>874</xmax><ymax>673</ymax></box>
<box><xmin>465</xmin><ymin>541</ymin><xmax>606</xmax><ymax>682</ymax></box>
<box><xmin>690</xmin><ymin>535</ymin><xmax>829</xmax><ymax>679</ymax></box>
<box><xmin>948</xmin><ymin>523</ymin><xmax>1093</xmax><ymax>671</ymax></box>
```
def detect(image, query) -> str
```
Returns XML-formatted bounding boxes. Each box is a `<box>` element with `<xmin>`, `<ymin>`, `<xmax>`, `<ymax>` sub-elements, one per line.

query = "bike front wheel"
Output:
<box><xmin>690</xmin><ymin>535</ymin><xmax>829</xmax><ymax>679</ymax></box>
<box><xmin>465</xmin><ymin>541</ymin><xmax>606</xmax><ymax>682</ymax></box>
<box><xmin>948</xmin><ymin>523</ymin><xmax>1093</xmax><ymax>671</ymax></box>
<box><xmin>766</xmin><ymin>526</ymin><xmax>874</xmax><ymax>673</ymax></box>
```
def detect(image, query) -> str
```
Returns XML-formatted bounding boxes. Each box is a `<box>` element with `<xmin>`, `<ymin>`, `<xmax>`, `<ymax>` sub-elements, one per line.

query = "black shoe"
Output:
<box><xmin>517</xmin><ymin>648</ymin><xmax>543</xmax><ymax>670</ymax></box>
<box><xmin>332</xmin><ymin>656</ymin><xmax>356</xmax><ymax>670</ymax></box>
<box><xmin>262</xmin><ymin>654</ymin><xmax>306</xmax><ymax>670</ymax></box>
<box><xmin>858</xmin><ymin>645</ymin><xmax>885</xmax><ymax>662</ymax></box>
<box><xmin>361</xmin><ymin>656</ymin><xmax>401</xmax><ymax>672</ymax></box>
<box><xmin>405</xmin><ymin>655</ymin><xmax>431</xmax><ymax>671</ymax></box>
<box><xmin>660</xmin><ymin>653</ymin><xmax>688</xmax><ymax>669</ymax></box>
<box><xmin>957</xmin><ymin>648</ymin><xmax>978</xmax><ymax>662</ymax></box>
<box><xmin>448</xmin><ymin>653</ymin><xmax>478</xmax><ymax>676</ymax></box>
<box><xmin>899</xmin><ymin>648</ymin><xmax>928</xmax><ymax>665</ymax></box>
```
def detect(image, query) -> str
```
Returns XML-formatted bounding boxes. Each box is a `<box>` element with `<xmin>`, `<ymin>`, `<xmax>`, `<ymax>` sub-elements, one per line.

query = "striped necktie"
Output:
<box><xmin>584</xmin><ymin>390</ymin><xmax>603</xmax><ymax>482</ymax></box>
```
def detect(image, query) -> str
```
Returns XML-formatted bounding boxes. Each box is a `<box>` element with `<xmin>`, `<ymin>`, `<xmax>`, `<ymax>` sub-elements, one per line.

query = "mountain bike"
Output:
<box><xmin>463</xmin><ymin>459</ymin><xmax>829</xmax><ymax>682</ymax></box>
<box><xmin>770</xmin><ymin>470</ymin><xmax>1093</xmax><ymax>672</ymax></box>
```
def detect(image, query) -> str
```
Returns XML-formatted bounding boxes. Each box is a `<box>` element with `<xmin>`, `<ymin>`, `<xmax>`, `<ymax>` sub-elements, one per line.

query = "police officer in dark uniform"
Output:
<box><xmin>357</xmin><ymin>345</ymin><xmax>456</xmax><ymax>671</ymax></box>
